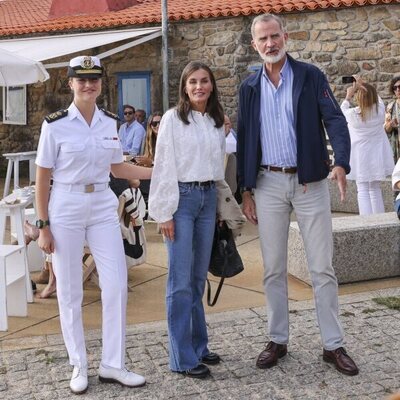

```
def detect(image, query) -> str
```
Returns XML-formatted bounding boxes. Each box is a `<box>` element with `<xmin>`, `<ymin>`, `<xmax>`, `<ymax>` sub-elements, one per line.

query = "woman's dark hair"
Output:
<box><xmin>389</xmin><ymin>75</ymin><xmax>400</xmax><ymax>95</ymax></box>
<box><xmin>176</xmin><ymin>61</ymin><xmax>224</xmax><ymax>128</ymax></box>
<box><xmin>144</xmin><ymin>111</ymin><xmax>163</xmax><ymax>160</ymax></box>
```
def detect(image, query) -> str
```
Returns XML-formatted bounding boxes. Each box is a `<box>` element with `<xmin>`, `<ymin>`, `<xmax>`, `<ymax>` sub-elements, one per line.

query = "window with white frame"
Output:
<box><xmin>1</xmin><ymin>85</ymin><xmax>27</xmax><ymax>125</ymax></box>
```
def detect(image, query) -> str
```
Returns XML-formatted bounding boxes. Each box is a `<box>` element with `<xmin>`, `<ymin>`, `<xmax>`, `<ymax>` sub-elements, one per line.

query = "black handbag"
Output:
<box><xmin>206</xmin><ymin>221</ymin><xmax>244</xmax><ymax>306</ymax></box>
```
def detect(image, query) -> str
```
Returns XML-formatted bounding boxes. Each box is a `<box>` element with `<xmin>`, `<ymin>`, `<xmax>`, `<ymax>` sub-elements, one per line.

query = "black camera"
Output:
<box><xmin>342</xmin><ymin>76</ymin><xmax>355</xmax><ymax>84</ymax></box>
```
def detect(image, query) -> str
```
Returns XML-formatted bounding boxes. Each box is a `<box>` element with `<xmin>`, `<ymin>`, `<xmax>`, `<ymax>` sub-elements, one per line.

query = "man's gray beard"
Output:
<box><xmin>260</xmin><ymin>48</ymin><xmax>286</xmax><ymax>64</ymax></box>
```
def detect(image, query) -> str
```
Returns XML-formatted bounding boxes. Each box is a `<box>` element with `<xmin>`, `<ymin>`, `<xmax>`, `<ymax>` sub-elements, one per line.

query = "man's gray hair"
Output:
<box><xmin>251</xmin><ymin>13</ymin><xmax>285</xmax><ymax>38</ymax></box>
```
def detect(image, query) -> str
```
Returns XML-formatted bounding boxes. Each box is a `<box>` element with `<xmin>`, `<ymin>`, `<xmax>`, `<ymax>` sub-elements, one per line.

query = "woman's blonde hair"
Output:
<box><xmin>143</xmin><ymin>111</ymin><xmax>162</xmax><ymax>161</ymax></box>
<box><xmin>355</xmin><ymin>82</ymin><xmax>378</xmax><ymax>122</ymax></box>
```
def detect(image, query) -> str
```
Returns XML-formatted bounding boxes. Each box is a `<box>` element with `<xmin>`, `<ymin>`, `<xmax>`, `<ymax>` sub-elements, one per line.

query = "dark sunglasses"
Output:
<box><xmin>151</xmin><ymin>120</ymin><xmax>160</xmax><ymax>127</ymax></box>
<box><xmin>124</xmin><ymin>111</ymin><xmax>134</xmax><ymax>115</ymax></box>
<box><xmin>393</xmin><ymin>85</ymin><xmax>400</xmax><ymax>91</ymax></box>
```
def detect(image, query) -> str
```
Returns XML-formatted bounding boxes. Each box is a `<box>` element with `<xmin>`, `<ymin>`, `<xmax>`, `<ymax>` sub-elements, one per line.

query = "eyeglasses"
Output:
<box><xmin>151</xmin><ymin>120</ymin><xmax>160</xmax><ymax>127</ymax></box>
<box><xmin>393</xmin><ymin>85</ymin><xmax>400</xmax><ymax>92</ymax></box>
<box><xmin>124</xmin><ymin>111</ymin><xmax>134</xmax><ymax>115</ymax></box>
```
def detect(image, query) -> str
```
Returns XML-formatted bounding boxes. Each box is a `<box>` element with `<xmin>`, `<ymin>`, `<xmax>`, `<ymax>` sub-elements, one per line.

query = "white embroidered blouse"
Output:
<box><xmin>148</xmin><ymin>108</ymin><xmax>226</xmax><ymax>223</ymax></box>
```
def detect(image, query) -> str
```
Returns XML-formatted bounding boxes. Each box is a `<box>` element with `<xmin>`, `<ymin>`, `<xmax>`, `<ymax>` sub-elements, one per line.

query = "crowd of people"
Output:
<box><xmin>26</xmin><ymin>11</ymin><xmax>400</xmax><ymax>396</ymax></box>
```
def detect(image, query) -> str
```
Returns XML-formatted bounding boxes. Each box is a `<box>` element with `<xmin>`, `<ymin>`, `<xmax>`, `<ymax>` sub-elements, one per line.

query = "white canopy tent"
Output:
<box><xmin>0</xmin><ymin>27</ymin><xmax>162</xmax><ymax>67</ymax></box>
<box><xmin>0</xmin><ymin>48</ymin><xmax>49</xmax><ymax>86</ymax></box>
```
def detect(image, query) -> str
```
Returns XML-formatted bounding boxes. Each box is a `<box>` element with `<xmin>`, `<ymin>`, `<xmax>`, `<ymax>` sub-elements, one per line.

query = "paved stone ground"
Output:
<box><xmin>1</xmin><ymin>288</ymin><xmax>399</xmax><ymax>400</ymax></box>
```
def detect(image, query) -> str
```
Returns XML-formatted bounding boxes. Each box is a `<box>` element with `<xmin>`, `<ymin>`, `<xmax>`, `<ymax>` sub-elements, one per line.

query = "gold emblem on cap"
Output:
<box><xmin>80</xmin><ymin>56</ymin><xmax>95</xmax><ymax>70</ymax></box>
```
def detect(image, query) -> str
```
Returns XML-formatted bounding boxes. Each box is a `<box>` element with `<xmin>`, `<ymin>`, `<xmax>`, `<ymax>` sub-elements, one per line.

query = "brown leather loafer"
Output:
<box><xmin>256</xmin><ymin>341</ymin><xmax>287</xmax><ymax>369</ymax></box>
<box><xmin>323</xmin><ymin>347</ymin><xmax>359</xmax><ymax>376</ymax></box>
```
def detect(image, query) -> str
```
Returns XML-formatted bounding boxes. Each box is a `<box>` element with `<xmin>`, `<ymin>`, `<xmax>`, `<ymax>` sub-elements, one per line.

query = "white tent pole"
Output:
<box><xmin>161</xmin><ymin>0</ymin><xmax>169</xmax><ymax>112</ymax></box>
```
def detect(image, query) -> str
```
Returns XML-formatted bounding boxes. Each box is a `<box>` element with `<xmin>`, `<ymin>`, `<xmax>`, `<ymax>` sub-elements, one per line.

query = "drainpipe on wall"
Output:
<box><xmin>161</xmin><ymin>0</ymin><xmax>169</xmax><ymax>112</ymax></box>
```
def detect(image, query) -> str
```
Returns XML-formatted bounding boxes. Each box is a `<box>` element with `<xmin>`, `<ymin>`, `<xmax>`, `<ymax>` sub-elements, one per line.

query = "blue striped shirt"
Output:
<box><xmin>260</xmin><ymin>58</ymin><xmax>297</xmax><ymax>167</ymax></box>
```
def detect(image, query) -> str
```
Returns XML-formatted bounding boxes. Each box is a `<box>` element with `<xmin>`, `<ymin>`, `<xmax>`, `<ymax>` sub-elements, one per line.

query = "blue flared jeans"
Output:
<box><xmin>165</xmin><ymin>182</ymin><xmax>217</xmax><ymax>371</ymax></box>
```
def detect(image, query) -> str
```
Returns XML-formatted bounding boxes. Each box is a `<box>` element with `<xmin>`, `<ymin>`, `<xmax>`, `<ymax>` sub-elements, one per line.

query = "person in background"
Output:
<box><xmin>384</xmin><ymin>75</ymin><xmax>400</xmax><ymax>163</ymax></box>
<box><xmin>149</xmin><ymin>61</ymin><xmax>225</xmax><ymax>379</ymax></box>
<box><xmin>118</xmin><ymin>105</ymin><xmax>146</xmax><ymax>156</ymax></box>
<box><xmin>35</xmin><ymin>55</ymin><xmax>151</xmax><ymax>394</ymax></box>
<box><xmin>224</xmin><ymin>114</ymin><xmax>237</xmax><ymax>154</ymax></box>
<box><xmin>135</xmin><ymin>109</ymin><xmax>147</xmax><ymax>130</ymax></box>
<box><xmin>393</xmin><ymin>158</ymin><xmax>400</xmax><ymax>219</ymax></box>
<box><xmin>341</xmin><ymin>77</ymin><xmax>394</xmax><ymax>215</ymax></box>
<box><xmin>135</xmin><ymin>111</ymin><xmax>163</xmax><ymax>168</ymax></box>
<box><xmin>134</xmin><ymin>112</ymin><xmax>163</xmax><ymax>205</ymax></box>
<box><xmin>237</xmin><ymin>13</ymin><xmax>359</xmax><ymax>376</ymax></box>
<box><xmin>223</xmin><ymin>114</ymin><xmax>238</xmax><ymax>195</ymax></box>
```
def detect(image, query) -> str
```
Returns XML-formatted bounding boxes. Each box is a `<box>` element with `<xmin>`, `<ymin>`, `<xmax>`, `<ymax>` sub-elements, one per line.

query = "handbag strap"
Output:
<box><xmin>206</xmin><ymin>277</ymin><xmax>225</xmax><ymax>307</ymax></box>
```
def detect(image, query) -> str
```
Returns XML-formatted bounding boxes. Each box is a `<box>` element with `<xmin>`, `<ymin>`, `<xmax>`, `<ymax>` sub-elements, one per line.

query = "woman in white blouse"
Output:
<box><xmin>341</xmin><ymin>78</ymin><xmax>394</xmax><ymax>215</ymax></box>
<box><xmin>149</xmin><ymin>62</ymin><xmax>225</xmax><ymax>379</ymax></box>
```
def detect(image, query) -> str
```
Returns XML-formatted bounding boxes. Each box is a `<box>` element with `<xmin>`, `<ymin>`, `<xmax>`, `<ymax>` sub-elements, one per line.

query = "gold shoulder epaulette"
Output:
<box><xmin>101</xmin><ymin>108</ymin><xmax>119</xmax><ymax>121</ymax></box>
<box><xmin>44</xmin><ymin>109</ymin><xmax>68</xmax><ymax>123</ymax></box>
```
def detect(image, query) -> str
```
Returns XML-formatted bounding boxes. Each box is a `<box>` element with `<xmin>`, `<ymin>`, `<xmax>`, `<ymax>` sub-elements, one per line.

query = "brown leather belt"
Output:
<box><xmin>261</xmin><ymin>165</ymin><xmax>297</xmax><ymax>174</ymax></box>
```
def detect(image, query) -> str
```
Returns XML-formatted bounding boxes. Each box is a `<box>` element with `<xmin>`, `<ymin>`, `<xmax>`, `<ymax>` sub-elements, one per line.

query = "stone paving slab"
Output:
<box><xmin>1</xmin><ymin>288</ymin><xmax>399</xmax><ymax>399</ymax></box>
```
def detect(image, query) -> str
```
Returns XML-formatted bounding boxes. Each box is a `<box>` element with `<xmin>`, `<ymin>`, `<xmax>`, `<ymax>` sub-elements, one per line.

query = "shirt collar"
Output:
<box><xmin>68</xmin><ymin>102</ymin><xmax>101</xmax><ymax>124</ymax></box>
<box><xmin>262</xmin><ymin>56</ymin><xmax>290</xmax><ymax>83</ymax></box>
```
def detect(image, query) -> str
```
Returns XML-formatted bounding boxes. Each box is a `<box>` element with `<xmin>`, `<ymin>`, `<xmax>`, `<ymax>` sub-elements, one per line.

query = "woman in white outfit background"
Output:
<box><xmin>35</xmin><ymin>55</ymin><xmax>151</xmax><ymax>394</ymax></box>
<box><xmin>341</xmin><ymin>77</ymin><xmax>394</xmax><ymax>215</ymax></box>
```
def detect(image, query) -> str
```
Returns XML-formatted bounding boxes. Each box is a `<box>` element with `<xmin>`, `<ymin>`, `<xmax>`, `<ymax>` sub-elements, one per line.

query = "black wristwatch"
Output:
<box><xmin>240</xmin><ymin>187</ymin><xmax>253</xmax><ymax>194</ymax></box>
<box><xmin>35</xmin><ymin>219</ymin><xmax>50</xmax><ymax>229</ymax></box>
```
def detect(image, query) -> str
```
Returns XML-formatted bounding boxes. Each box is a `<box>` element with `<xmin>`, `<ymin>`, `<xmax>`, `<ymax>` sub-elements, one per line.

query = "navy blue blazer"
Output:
<box><xmin>237</xmin><ymin>54</ymin><xmax>350</xmax><ymax>188</ymax></box>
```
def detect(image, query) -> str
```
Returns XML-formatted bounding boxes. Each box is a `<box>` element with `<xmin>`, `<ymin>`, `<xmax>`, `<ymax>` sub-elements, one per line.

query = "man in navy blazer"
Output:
<box><xmin>237</xmin><ymin>13</ymin><xmax>359</xmax><ymax>376</ymax></box>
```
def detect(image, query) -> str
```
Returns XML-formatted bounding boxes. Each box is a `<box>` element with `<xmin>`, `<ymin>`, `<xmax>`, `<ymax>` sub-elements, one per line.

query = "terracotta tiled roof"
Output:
<box><xmin>0</xmin><ymin>0</ymin><xmax>396</xmax><ymax>36</ymax></box>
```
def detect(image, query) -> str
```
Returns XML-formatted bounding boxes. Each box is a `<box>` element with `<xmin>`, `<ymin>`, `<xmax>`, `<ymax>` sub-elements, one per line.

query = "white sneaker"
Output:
<box><xmin>70</xmin><ymin>366</ymin><xmax>88</xmax><ymax>394</ymax></box>
<box><xmin>98</xmin><ymin>364</ymin><xmax>146</xmax><ymax>387</ymax></box>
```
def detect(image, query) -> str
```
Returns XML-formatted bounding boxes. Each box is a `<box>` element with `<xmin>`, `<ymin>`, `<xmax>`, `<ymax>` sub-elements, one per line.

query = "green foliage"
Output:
<box><xmin>372</xmin><ymin>296</ymin><xmax>400</xmax><ymax>310</ymax></box>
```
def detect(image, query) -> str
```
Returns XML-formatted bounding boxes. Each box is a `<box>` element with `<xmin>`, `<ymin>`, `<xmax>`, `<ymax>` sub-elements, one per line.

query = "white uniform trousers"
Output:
<box><xmin>49</xmin><ymin>187</ymin><xmax>127</xmax><ymax>368</ymax></box>
<box><xmin>254</xmin><ymin>169</ymin><xmax>344</xmax><ymax>350</ymax></box>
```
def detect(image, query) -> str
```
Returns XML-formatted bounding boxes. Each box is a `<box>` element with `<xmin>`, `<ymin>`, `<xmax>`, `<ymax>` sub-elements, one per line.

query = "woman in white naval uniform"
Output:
<box><xmin>35</xmin><ymin>56</ymin><xmax>151</xmax><ymax>394</ymax></box>
<box><xmin>149</xmin><ymin>62</ymin><xmax>226</xmax><ymax>379</ymax></box>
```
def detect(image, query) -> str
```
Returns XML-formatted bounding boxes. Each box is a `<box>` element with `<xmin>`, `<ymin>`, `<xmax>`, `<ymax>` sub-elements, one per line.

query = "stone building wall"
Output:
<box><xmin>0</xmin><ymin>4</ymin><xmax>399</xmax><ymax>173</ymax></box>
<box><xmin>169</xmin><ymin>4</ymin><xmax>400</xmax><ymax>127</ymax></box>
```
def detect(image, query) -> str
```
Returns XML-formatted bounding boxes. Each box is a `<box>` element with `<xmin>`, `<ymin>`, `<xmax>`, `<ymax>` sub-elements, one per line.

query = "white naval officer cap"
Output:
<box><xmin>67</xmin><ymin>55</ymin><xmax>103</xmax><ymax>79</ymax></box>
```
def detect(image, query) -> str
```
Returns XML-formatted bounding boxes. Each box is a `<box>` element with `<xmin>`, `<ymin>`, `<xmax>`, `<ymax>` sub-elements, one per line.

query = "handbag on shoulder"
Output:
<box><xmin>206</xmin><ymin>221</ymin><xmax>244</xmax><ymax>306</ymax></box>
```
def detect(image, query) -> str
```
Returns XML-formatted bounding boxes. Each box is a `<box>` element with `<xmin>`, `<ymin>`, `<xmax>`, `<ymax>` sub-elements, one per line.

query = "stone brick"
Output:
<box><xmin>304</xmin><ymin>42</ymin><xmax>322</xmax><ymax>52</ymax></box>
<box><xmin>368</xmin><ymin>7</ymin><xmax>391</xmax><ymax>23</ymax></box>
<box><xmin>310</xmin><ymin>31</ymin><xmax>320</xmax><ymax>41</ymax></box>
<box><xmin>205</xmin><ymin>32</ymin><xmax>236</xmax><ymax>46</ymax></box>
<box><xmin>367</xmin><ymin>31</ymin><xmax>393</xmax><ymax>42</ymax></box>
<box><xmin>225</xmin><ymin>43</ymin><xmax>236</xmax><ymax>55</ymax></box>
<box><xmin>383</xmin><ymin>18</ymin><xmax>400</xmax><ymax>31</ymax></box>
<box><xmin>187</xmin><ymin>37</ymin><xmax>205</xmax><ymax>49</ymax></box>
<box><xmin>362</xmin><ymin>62</ymin><xmax>375</xmax><ymax>71</ymax></box>
<box><xmin>340</xmin><ymin>10</ymin><xmax>357</xmax><ymax>21</ymax></box>
<box><xmin>321</xmin><ymin>42</ymin><xmax>338</xmax><ymax>52</ymax></box>
<box><xmin>315</xmin><ymin>54</ymin><xmax>332</xmax><ymax>63</ymax></box>
<box><xmin>324</xmin><ymin>64</ymin><xmax>339</xmax><ymax>76</ymax></box>
<box><xmin>289</xmin><ymin>31</ymin><xmax>309</xmax><ymax>41</ymax></box>
<box><xmin>318</xmin><ymin>31</ymin><xmax>337</xmax><ymax>41</ymax></box>
<box><xmin>307</xmin><ymin>11</ymin><xmax>338</xmax><ymax>23</ymax></box>
<box><xmin>336</xmin><ymin>60</ymin><xmax>359</xmax><ymax>75</ymax></box>
<box><xmin>313</xmin><ymin>21</ymin><xmax>348</xmax><ymax>30</ymax></box>
<box><xmin>379</xmin><ymin>58</ymin><xmax>400</xmax><ymax>73</ymax></box>
<box><xmin>212</xmin><ymin>67</ymin><xmax>231</xmax><ymax>80</ymax></box>
<box><xmin>216</xmin><ymin>47</ymin><xmax>224</xmax><ymax>56</ymax></box>
<box><xmin>346</xmin><ymin>48</ymin><xmax>382</xmax><ymax>61</ymax></box>
<box><xmin>351</xmin><ymin>21</ymin><xmax>369</xmax><ymax>33</ymax></box>
<box><xmin>286</xmin><ymin>42</ymin><xmax>306</xmax><ymax>52</ymax></box>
